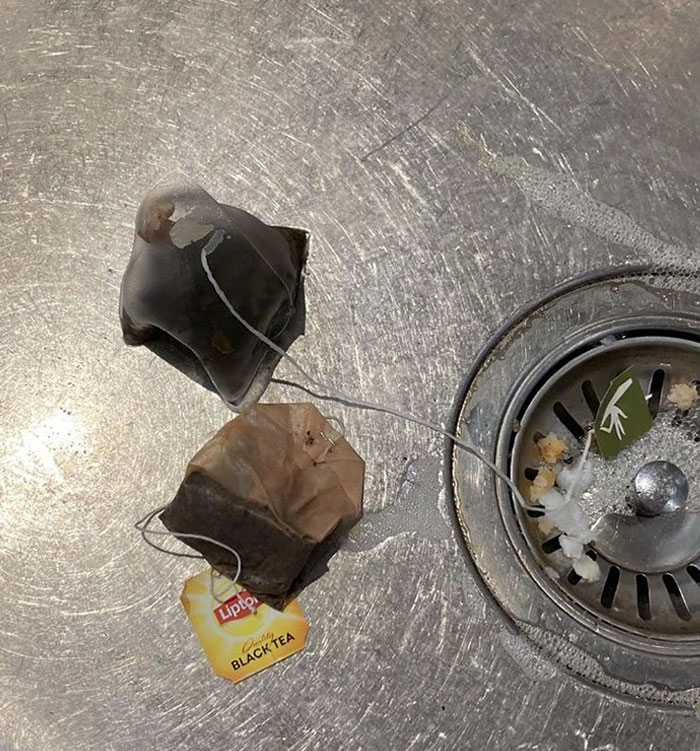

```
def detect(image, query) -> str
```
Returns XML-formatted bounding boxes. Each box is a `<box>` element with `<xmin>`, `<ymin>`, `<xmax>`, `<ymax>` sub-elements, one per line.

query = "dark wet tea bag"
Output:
<box><xmin>120</xmin><ymin>177</ymin><xmax>308</xmax><ymax>409</ymax></box>
<box><xmin>160</xmin><ymin>403</ymin><xmax>365</xmax><ymax>609</ymax></box>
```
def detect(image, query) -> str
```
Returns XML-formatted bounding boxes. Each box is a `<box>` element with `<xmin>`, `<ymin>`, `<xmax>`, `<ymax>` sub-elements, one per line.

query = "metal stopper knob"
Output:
<box><xmin>632</xmin><ymin>461</ymin><xmax>688</xmax><ymax>516</ymax></box>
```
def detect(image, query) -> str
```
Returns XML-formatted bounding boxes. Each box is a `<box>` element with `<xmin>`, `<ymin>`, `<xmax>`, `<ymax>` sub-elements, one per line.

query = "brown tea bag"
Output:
<box><xmin>160</xmin><ymin>403</ymin><xmax>365</xmax><ymax>609</ymax></box>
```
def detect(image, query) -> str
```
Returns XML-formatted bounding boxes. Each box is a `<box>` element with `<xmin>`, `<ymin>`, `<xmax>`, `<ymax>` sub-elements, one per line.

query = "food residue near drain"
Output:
<box><xmin>526</xmin><ymin>381</ymin><xmax>700</xmax><ymax>584</ymax></box>
<box><xmin>668</xmin><ymin>382</ymin><xmax>698</xmax><ymax>412</ymax></box>
<box><xmin>529</xmin><ymin>466</ymin><xmax>556</xmax><ymax>501</ymax></box>
<box><xmin>537</xmin><ymin>432</ymin><xmax>568</xmax><ymax>463</ymax></box>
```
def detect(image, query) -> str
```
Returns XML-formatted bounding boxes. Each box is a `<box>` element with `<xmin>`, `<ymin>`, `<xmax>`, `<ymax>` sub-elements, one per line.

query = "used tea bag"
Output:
<box><xmin>160</xmin><ymin>403</ymin><xmax>365</xmax><ymax>609</ymax></box>
<box><xmin>120</xmin><ymin>177</ymin><xmax>308</xmax><ymax>409</ymax></box>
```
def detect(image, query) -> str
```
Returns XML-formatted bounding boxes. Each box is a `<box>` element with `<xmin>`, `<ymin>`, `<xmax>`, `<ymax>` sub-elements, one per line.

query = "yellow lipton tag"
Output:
<box><xmin>181</xmin><ymin>569</ymin><xmax>308</xmax><ymax>683</ymax></box>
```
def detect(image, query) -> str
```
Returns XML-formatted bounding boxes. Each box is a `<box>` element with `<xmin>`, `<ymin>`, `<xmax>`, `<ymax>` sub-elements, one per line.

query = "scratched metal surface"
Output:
<box><xmin>1</xmin><ymin>0</ymin><xmax>699</xmax><ymax>749</ymax></box>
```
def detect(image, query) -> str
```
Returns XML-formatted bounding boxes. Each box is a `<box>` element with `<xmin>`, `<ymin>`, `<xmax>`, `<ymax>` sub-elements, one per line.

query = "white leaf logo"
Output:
<box><xmin>599</xmin><ymin>377</ymin><xmax>633</xmax><ymax>440</ymax></box>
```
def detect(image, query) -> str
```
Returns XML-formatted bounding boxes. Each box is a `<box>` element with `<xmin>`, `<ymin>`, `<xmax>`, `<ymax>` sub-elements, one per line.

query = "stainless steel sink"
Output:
<box><xmin>2</xmin><ymin>0</ymin><xmax>699</xmax><ymax>748</ymax></box>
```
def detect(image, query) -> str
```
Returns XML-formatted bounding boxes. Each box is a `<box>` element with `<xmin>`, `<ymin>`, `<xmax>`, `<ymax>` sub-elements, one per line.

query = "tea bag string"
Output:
<box><xmin>134</xmin><ymin>505</ymin><xmax>252</xmax><ymax>609</ymax></box>
<box><xmin>201</xmin><ymin>230</ymin><xmax>529</xmax><ymax>509</ymax></box>
<box><xmin>564</xmin><ymin>429</ymin><xmax>594</xmax><ymax>506</ymax></box>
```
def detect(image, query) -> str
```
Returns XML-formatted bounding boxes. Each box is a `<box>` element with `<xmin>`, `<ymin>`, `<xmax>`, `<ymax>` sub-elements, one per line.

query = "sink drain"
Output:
<box><xmin>449</xmin><ymin>267</ymin><xmax>700</xmax><ymax>708</ymax></box>
<box><xmin>508</xmin><ymin>333</ymin><xmax>700</xmax><ymax>638</ymax></box>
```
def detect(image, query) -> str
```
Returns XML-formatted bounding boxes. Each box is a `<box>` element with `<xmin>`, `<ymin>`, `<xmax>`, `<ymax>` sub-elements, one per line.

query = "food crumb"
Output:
<box><xmin>560</xmin><ymin>535</ymin><xmax>584</xmax><ymax>560</ymax></box>
<box><xmin>537</xmin><ymin>516</ymin><xmax>554</xmax><ymax>535</ymax></box>
<box><xmin>668</xmin><ymin>382</ymin><xmax>698</xmax><ymax>412</ymax></box>
<box><xmin>573</xmin><ymin>555</ymin><xmax>601</xmax><ymax>582</ymax></box>
<box><xmin>557</xmin><ymin>460</ymin><xmax>593</xmax><ymax>494</ymax></box>
<box><xmin>529</xmin><ymin>466</ymin><xmax>556</xmax><ymax>501</ymax></box>
<box><xmin>537</xmin><ymin>432</ymin><xmax>567</xmax><ymax>463</ymax></box>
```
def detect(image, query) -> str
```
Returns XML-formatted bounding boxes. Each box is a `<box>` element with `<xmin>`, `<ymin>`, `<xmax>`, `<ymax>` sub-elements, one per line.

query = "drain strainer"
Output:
<box><xmin>450</xmin><ymin>267</ymin><xmax>700</xmax><ymax>708</ymax></box>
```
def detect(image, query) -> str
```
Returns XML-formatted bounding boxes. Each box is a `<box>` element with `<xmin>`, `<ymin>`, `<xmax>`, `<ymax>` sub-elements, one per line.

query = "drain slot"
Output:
<box><xmin>581</xmin><ymin>380</ymin><xmax>600</xmax><ymax>417</ymax></box>
<box><xmin>552</xmin><ymin>402</ymin><xmax>585</xmax><ymax>440</ymax></box>
<box><xmin>662</xmin><ymin>574</ymin><xmax>691</xmax><ymax>621</ymax></box>
<box><xmin>688</xmin><ymin>565</ymin><xmax>700</xmax><ymax>585</ymax></box>
<box><xmin>567</xmin><ymin>569</ymin><xmax>582</xmax><ymax>585</ymax></box>
<box><xmin>647</xmin><ymin>368</ymin><xmax>666</xmax><ymax>417</ymax></box>
<box><xmin>601</xmin><ymin>566</ymin><xmax>620</xmax><ymax>609</ymax></box>
<box><xmin>542</xmin><ymin>536</ymin><xmax>561</xmax><ymax>554</ymax></box>
<box><xmin>636</xmin><ymin>575</ymin><xmax>652</xmax><ymax>621</ymax></box>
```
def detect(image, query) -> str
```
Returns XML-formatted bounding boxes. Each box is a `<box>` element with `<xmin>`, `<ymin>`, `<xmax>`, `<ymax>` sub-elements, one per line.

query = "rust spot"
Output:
<box><xmin>211</xmin><ymin>331</ymin><xmax>234</xmax><ymax>354</ymax></box>
<box><xmin>204</xmin><ymin>297</ymin><xmax>220</xmax><ymax>311</ymax></box>
<box><xmin>139</xmin><ymin>201</ymin><xmax>175</xmax><ymax>243</ymax></box>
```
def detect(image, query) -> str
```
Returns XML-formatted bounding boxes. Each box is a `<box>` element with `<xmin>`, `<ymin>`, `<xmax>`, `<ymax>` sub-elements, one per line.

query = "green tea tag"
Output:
<box><xmin>595</xmin><ymin>367</ymin><xmax>653</xmax><ymax>459</ymax></box>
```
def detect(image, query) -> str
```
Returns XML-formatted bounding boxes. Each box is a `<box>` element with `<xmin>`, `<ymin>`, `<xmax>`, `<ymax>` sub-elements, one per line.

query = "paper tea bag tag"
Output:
<box><xmin>181</xmin><ymin>569</ymin><xmax>308</xmax><ymax>683</ymax></box>
<box><xmin>594</xmin><ymin>367</ymin><xmax>653</xmax><ymax>459</ymax></box>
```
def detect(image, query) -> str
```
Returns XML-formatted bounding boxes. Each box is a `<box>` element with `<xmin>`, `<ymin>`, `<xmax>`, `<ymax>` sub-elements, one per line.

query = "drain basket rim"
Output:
<box><xmin>446</xmin><ymin>265</ymin><xmax>700</xmax><ymax>706</ymax></box>
<box><xmin>502</xmin><ymin>331</ymin><xmax>700</xmax><ymax>641</ymax></box>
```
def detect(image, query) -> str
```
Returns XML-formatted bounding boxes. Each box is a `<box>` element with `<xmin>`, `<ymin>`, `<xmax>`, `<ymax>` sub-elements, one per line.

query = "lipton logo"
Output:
<box><xmin>214</xmin><ymin>591</ymin><xmax>261</xmax><ymax>625</ymax></box>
